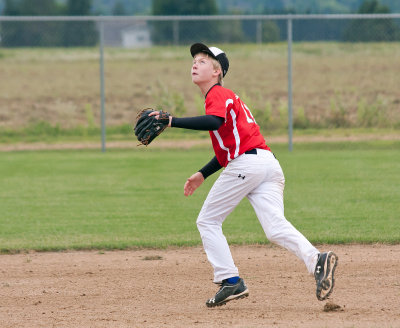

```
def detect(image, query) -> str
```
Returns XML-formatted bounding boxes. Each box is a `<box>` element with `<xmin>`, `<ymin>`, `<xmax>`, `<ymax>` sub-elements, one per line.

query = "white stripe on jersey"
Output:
<box><xmin>213</xmin><ymin>130</ymin><xmax>230</xmax><ymax>163</ymax></box>
<box><xmin>225</xmin><ymin>98</ymin><xmax>233</xmax><ymax>122</ymax></box>
<box><xmin>241</xmin><ymin>102</ymin><xmax>256</xmax><ymax>124</ymax></box>
<box><xmin>212</xmin><ymin>99</ymin><xmax>235</xmax><ymax>163</ymax></box>
<box><xmin>230</xmin><ymin>109</ymin><xmax>240</xmax><ymax>159</ymax></box>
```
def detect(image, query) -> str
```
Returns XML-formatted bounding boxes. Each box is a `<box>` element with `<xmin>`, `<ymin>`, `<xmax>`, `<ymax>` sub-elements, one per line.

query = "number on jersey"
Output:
<box><xmin>240</xmin><ymin>100</ymin><xmax>257</xmax><ymax>124</ymax></box>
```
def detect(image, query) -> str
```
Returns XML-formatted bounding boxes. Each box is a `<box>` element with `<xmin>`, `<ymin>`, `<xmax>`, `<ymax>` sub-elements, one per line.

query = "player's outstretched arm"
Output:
<box><xmin>173</xmin><ymin>115</ymin><xmax>223</xmax><ymax>131</ymax></box>
<box><xmin>149</xmin><ymin>111</ymin><xmax>223</xmax><ymax>131</ymax></box>
<box><xmin>184</xmin><ymin>172</ymin><xmax>204</xmax><ymax>196</ymax></box>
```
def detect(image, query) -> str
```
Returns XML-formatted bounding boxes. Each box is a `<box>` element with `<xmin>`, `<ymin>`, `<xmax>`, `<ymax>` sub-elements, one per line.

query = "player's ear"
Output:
<box><xmin>213</xmin><ymin>67</ymin><xmax>222</xmax><ymax>77</ymax></box>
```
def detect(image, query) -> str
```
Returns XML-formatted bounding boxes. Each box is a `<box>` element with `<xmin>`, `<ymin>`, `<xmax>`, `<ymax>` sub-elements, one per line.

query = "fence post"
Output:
<box><xmin>99</xmin><ymin>19</ymin><xmax>106</xmax><ymax>153</ymax></box>
<box><xmin>173</xmin><ymin>20</ymin><xmax>179</xmax><ymax>45</ymax></box>
<box><xmin>287</xmin><ymin>17</ymin><xmax>293</xmax><ymax>152</ymax></box>
<box><xmin>256</xmin><ymin>20</ymin><xmax>262</xmax><ymax>44</ymax></box>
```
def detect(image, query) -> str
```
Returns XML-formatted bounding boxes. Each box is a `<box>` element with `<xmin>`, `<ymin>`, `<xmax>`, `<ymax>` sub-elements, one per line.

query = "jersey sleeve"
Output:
<box><xmin>205</xmin><ymin>89</ymin><xmax>227</xmax><ymax>120</ymax></box>
<box><xmin>171</xmin><ymin>115</ymin><xmax>223</xmax><ymax>130</ymax></box>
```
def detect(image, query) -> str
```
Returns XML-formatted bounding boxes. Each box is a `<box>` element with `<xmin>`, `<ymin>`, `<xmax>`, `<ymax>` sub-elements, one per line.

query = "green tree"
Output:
<box><xmin>151</xmin><ymin>0</ymin><xmax>218</xmax><ymax>44</ymax></box>
<box><xmin>1</xmin><ymin>0</ymin><xmax>64</xmax><ymax>46</ymax></box>
<box><xmin>262</xmin><ymin>21</ymin><xmax>280</xmax><ymax>42</ymax></box>
<box><xmin>63</xmin><ymin>0</ymin><xmax>97</xmax><ymax>47</ymax></box>
<box><xmin>358</xmin><ymin>0</ymin><xmax>390</xmax><ymax>13</ymax></box>
<box><xmin>343</xmin><ymin>0</ymin><xmax>400</xmax><ymax>41</ymax></box>
<box><xmin>215</xmin><ymin>8</ymin><xmax>247</xmax><ymax>43</ymax></box>
<box><xmin>112</xmin><ymin>1</ymin><xmax>127</xmax><ymax>15</ymax></box>
<box><xmin>217</xmin><ymin>18</ymin><xmax>246</xmax><ymax>43</ymax></box>
<box><xmin>3</xmin><ymin>0</ymin><xmax>19</xmax><ymax>15</ymax></box>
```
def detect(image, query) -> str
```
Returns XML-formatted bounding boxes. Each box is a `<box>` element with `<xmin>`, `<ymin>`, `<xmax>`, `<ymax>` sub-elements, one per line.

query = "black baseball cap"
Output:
<box><xmin>190</xmin><ymin>43</ymin><xmax>229</xmax><ymax>77</ymax></box>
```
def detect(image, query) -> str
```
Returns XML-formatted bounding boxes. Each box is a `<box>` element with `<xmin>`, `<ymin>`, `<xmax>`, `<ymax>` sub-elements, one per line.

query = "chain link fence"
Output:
<box><xmin>0</xmin><ymin>14</ymin><xmax>399</xmax><ymax>150</ymax></box>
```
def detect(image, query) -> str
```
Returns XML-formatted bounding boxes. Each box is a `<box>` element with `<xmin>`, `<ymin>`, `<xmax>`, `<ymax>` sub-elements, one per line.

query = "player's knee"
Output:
<box><xmin>263</xmin><ymin>214</ymin><xmax>288</xmax><ymax>242</ymax></box>
<box><xmin>196</xmin><ymin>216</ymin><xmax>219</xmax><ymax>232</ymax></box>
<box><xmin>196</xmin><ymin>217</ymin><xmax>208</xmax><ymax>231</ymax></box>
<box><xmin>266</xmin><ymin>230</ymin><xmax>282</xmax><ymax>243</ymax></box>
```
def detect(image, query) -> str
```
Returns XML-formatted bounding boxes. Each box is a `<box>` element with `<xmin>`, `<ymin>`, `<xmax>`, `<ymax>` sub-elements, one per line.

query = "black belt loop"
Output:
<box><xmin>245</xmin><ymin>149</ymin><xmax>257</xmax><ymax>155</ymax></box>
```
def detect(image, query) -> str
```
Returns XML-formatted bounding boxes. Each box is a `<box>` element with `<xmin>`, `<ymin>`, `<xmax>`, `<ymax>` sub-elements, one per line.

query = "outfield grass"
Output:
<box><xmin>0</xmin><ymin>140</ymin><xmax>399</xmax><ymax>252</ymax></box>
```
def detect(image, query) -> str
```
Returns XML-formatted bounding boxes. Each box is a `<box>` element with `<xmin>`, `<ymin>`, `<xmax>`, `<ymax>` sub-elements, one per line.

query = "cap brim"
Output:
<box><xmin>190</xmin><ymin>43</ymin><xmax>217</xmax><ymax>59</ymax></box>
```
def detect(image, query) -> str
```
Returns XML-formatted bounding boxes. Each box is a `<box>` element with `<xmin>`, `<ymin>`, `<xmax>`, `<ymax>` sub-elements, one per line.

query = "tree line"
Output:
<box><xmin>151</xmin><ymin>0</ymin><xmax>400</xmax><ymax>44</ymax></box>
<box><xmin>1</xmin><ymin>0</ymin><xmax>399</xmax><ymax>47</ymax></box>
<box><xmin>1</xmin><ymin>0</ymin><xmax>96</xmax><ymax>47</ymax></box>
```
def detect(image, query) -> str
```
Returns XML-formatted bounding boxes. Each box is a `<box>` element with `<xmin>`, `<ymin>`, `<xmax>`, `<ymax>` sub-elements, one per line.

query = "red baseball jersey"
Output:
<box><xmin>205</xmin><ymin>85</ymin><xmax>270</xmax><ymax>167</ymax></box>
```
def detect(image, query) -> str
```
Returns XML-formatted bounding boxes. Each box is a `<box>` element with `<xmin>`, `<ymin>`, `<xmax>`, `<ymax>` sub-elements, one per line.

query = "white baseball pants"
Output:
<box><xmin>196</xmin><ymin>149</ymin><xmax>319</xmax><ymax>283</ymax></box>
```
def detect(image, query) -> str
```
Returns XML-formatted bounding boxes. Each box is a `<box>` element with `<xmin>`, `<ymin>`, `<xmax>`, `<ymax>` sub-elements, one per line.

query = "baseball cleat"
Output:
<box><xmin>314</xmin><ymin>251</ymin><xmax>338</xmax><ymax>301</ymax></box>
<box><xmin>206</xmin><ymin>278</ymin><xmax>249</xmax><ymax>307</ymax></box>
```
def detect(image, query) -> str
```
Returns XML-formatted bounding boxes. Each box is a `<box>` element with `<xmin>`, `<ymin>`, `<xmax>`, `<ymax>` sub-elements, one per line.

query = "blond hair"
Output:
<box><xmin>210</xmin><ymin>57</ymin><xmax>224</xmax><ymax>86</ymax></box>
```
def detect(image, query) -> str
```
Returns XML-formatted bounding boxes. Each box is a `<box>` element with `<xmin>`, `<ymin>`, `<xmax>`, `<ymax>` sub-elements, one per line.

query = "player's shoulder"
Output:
<box><xmin>215</xmin><ymin>84</ymin><xmax>234</xmax><ymax>95</ymax></box>
<box><xmin>207</xmin><ymin>85</ymin><xmax>235</xmax><ymax>100</ymax></box>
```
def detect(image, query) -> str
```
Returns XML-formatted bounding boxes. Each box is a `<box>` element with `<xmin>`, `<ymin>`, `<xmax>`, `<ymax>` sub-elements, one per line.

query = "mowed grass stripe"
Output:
<box><xmin>0</xmin><ymin>141</ymin><xmax>399</xmax><ymax>252</ymax></box>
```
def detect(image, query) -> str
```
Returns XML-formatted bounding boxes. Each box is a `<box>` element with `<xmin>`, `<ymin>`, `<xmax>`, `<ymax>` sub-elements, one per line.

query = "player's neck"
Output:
<box><xmin>197</xmin><ymin>80</ymin><xmax>219</xmax><ymax>97</ymax></box>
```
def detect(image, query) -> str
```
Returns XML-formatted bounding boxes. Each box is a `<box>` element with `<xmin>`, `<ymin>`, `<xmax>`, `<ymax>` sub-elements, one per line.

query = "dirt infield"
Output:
<box><xmin>1</xmin><ymin>244</ymin><xmax>399</xmax><ymax>328</ymax></box>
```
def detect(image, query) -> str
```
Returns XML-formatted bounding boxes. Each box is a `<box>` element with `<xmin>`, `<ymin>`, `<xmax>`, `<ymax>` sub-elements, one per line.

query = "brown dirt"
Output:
<box><xmin>323</xmin><ymin>301</ymin><xmax>343</xmax><ymax>312</ymax></box>
<box><xmin>1</xmin><ymin>244</ymin><xmax>399</xmax><ymax>328</ymax></box>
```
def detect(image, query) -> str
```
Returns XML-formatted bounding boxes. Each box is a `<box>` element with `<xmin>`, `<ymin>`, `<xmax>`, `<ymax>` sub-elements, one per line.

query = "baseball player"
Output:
<box><xmin>150</xmin><ymin>43</ymin><xmax>338</xmax><ymax>307</ymax></box>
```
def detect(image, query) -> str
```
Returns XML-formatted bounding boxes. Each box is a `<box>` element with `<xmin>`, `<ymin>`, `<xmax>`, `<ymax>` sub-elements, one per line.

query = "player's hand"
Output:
<box><xmin>149</xmin><ymin>111</ymin><xmax>172</xmax><ymax>127</ymax></box>
<box><xmin>184</xmin><ymin>172</ymin><xmax>205</xmax><ymax>196</ymax></box>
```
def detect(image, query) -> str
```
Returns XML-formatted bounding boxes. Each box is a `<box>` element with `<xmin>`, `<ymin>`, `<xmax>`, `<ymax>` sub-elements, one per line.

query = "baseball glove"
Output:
<box><xmin>134</xmin><ymin>108</ymin><xmax>170</xmax><ymax>146</ymax></box>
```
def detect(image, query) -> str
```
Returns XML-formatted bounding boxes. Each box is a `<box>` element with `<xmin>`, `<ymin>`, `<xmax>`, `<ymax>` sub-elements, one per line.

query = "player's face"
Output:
<box><xmin>191</xmin><ymin>54</ymin><xmax>215</xmax><ymax>85</ymax></box>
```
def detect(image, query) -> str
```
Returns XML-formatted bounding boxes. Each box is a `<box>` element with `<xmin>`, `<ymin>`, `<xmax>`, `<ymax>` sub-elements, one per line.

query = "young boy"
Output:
<box><xmin>150</xmin><ymin>43</ymin><xmax>338</xmax><ymax>307</ymax></box>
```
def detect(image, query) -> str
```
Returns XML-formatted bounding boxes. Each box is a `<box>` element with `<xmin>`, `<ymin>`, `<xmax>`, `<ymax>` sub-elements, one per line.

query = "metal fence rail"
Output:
<box><xmin>1</xmin><ymin>14</ymin><xmax>400</xmax><ymax>151</ymax></box>
<box><xmin>1</xmin><ymin>13</ymin><xmax>400</xmax><ymax>21</ymax></box>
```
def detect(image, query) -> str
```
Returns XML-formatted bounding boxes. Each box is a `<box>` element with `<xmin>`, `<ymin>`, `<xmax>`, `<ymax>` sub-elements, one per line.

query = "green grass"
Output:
<box><xmin>0</xmin><ymin>121</ymin><xmax>209</xmax><ymax>144</ymax></box>
<box><xmin>1</xmin><ymin>119</ymin><xmax>398</xmax><ymax>145</ymax></box>
<box><xmin>0</xmin><ymin>140</ymin><xmax>399</xmax><ymax>252</ymax></box>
